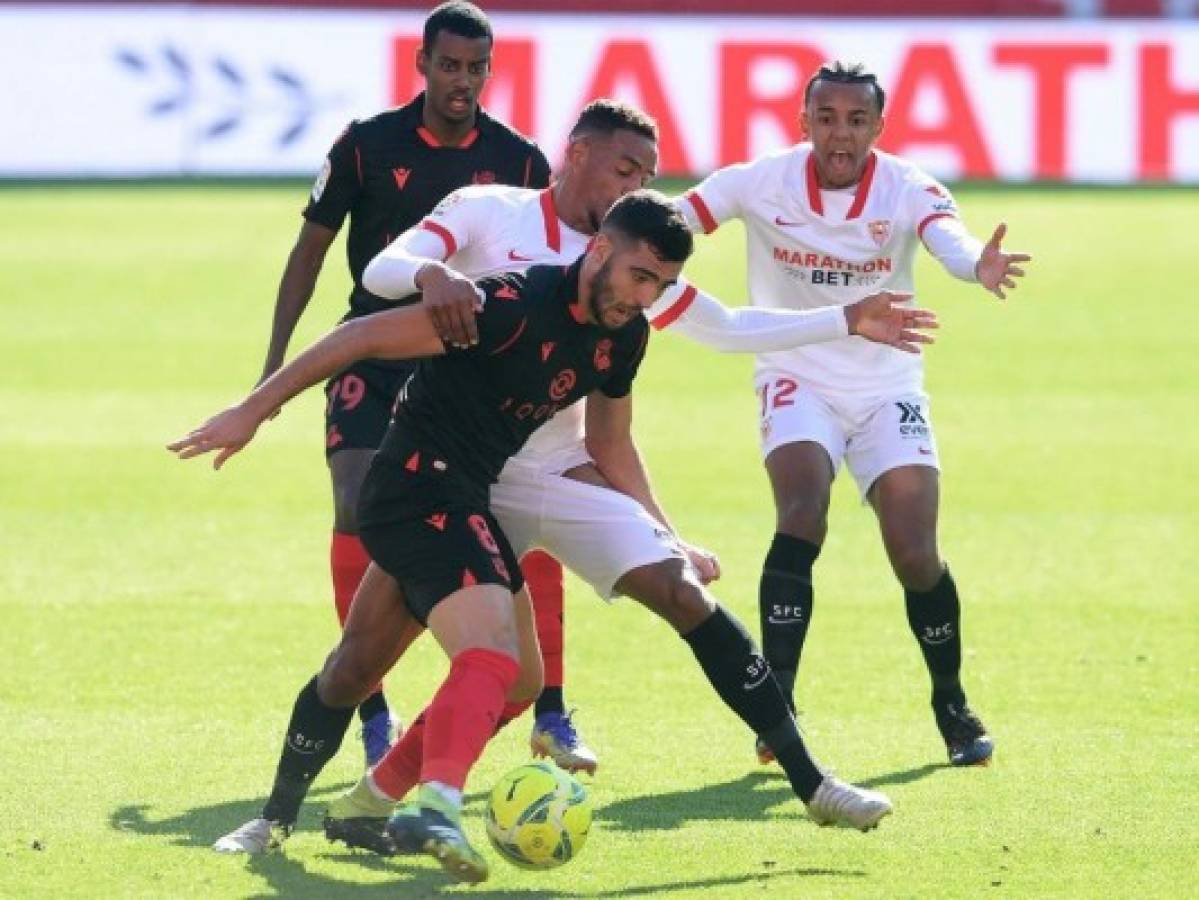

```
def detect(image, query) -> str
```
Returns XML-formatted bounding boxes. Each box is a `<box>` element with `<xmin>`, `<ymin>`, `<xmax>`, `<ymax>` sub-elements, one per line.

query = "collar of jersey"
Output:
<box><xmin>804</xmin><ymin>149</ymin><xmax>878</xmax><ymax>220</ymax></box>
<box><xmin>552</xmin><ymin>258</ymin><xmax>590</xmax><ymax>325</ymax></box>
<box><xmin>404</xmin><ymin>92</ymin><xmax>492</xmax><ymax>148</ymax></box>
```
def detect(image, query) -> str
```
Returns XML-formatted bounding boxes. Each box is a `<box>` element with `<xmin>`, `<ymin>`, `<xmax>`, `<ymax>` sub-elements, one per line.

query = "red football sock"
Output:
<box><xmin>522</xmin><ymin>551</ymin><xmax>565</xmax><ymax>689</ymax></box>
<box><xmin>330</xmin><ymin>531</ymin><xmax>371</xmax><ymax>625</ymax></box>
<box><xmin>330</xmin><ymin>531</ymin><xmax>383</xmax><ymax>697</ymax></box>
<box><xmin>371</xmin><ymin>699</ymin><xmax>530</xmax><ymax>801</ymax></box>
<box><xmin>372</xmin><ymin>710</ymin><xmax>426</xmax><ymax>801</ymax></box>
<box><xmin>420</xmin><ymin>648</ymin><xmax>520</xmax><ymax>790</ymax></box>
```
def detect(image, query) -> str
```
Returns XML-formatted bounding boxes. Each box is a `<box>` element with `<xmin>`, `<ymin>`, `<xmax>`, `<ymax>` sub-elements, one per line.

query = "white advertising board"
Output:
<box><xmin>1</xmin><ymin>5</ymin><xmax>1197</xmax><ymax>181</ymax></box>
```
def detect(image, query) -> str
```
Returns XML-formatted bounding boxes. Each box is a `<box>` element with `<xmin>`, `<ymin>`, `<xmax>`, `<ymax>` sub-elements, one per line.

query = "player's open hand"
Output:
<box><xmin>166</xmin><ymin>403</ymin><xmax>263</xmax><ymax>469</ymax></box>
<box><xmin>845</xmin><ymin>291</ymin><xmax>938</xmax><ymax>354</ymax></box>
<box><xmin>420</xmin><ymin>264</ymin><xmax>484</xmax><ymax>348</ymax></box>
<box><xmin>681</xmin><ymin>541</ymin><xmax>722</xmax><ymax>584</ymax></box>
<box><xmin>975</xmin><ymin>222</ymin><xmax>1031</xmax><ymax>300</ymax></box>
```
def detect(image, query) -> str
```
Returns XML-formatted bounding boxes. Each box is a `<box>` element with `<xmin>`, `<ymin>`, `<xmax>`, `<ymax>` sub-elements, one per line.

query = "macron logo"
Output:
<box><xmin>393</xmin><ymin>167</ymin><xmax>411</xmax><ymax>190</ymax></box>
<box><xmin>495</xmin><ymin>285</ymin><xmax>520</xmax><ymax>301</ymax></box>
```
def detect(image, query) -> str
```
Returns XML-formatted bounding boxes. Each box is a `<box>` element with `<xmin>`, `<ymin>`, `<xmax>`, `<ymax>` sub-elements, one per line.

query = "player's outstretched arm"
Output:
<box><xmin>843</xmin><ymin>292</ymin><xmax>939</xmax><ymax>353</ymax></box>
<box><xmin>654</xmin><ymin>286</ymin><xmax>934</xmax><ymax>354</ymax></box>
<box><xmin>168</xmin><ymin>306</ymin><xmax>445</xmax><ymax>469</ymax></box>
<box><xmin>974</xmin><ymin>222</ymin><xmax>1031</xmax><ymax>300</ymax></box>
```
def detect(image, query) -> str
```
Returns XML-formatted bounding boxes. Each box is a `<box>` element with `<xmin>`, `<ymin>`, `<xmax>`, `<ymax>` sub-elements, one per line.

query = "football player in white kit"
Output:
<box><xmin>677</xmin><ymin>63</ymin><xmax>1030</xmax><ymax>767</ymax></box>
<box><xmin>209</xmin><ymin>100</ymin><xmax>933</xmax><ymax>856</ymax></box>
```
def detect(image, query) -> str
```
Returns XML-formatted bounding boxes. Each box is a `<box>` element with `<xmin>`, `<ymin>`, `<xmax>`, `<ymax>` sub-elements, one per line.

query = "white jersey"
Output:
<box><xmin>365</xmin><ymin>181</ymin><xmax>854</xmax><ymax>474</ymax></box>
<box><xmin>370</xmin><ymin>183</ymin><xmax>593</xmax><ymax>473</ymax></box>
<box><xmin>679</xmin><ymin>145</ymin><xmax>981</xmax><ymax>397</ymax></box>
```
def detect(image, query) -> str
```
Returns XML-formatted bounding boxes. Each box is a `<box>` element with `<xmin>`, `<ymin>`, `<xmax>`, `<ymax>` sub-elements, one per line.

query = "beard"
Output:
<box><xmin>586</xmin><ymin>258</ymin><xmax>618</xmax><ymax>330</ymax></box>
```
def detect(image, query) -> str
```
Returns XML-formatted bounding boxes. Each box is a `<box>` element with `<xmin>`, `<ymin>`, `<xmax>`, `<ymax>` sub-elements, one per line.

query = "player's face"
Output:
<box><xmin>417</xmin><ymin>31</ymin><xmax>492</xmax><ymax>125</ymax></box>
<box><xmin>587</xmin><ymin>237</ymin><xmax>682</xmax><ymax>330</ymax></box>
<box><xmin>574</xmin><ymin>130</ymin><xmax>659</xmax><ymax>232</ymax></box>
<box><xmin>801</xmin><ymin>80</ymin><xmax>884</xmax><ymax>189</ymax></box>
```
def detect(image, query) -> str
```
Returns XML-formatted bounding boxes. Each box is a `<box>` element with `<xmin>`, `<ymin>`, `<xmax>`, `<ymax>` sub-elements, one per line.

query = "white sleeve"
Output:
<box><xmin>362</xmin><ymin>227</ymin><xmax>452</xmax><ymax>299</ymax></box>
<box><xmin>648</xmin><ymin>281</ymin><xmax>848</xmax><ymax>352</ymax></box>
<box><xmin>362</xmin><ymin>186</ymin><xmax>493</xmax><ymax>299</ymax></box>
<box><xmin>907</xmin><ymin>174</ymin><xmax>982</xmax><ymax>283</ymax></box>
<box><xmin>674</xmin><ymin>162</ymin><xmax>754</xmax><ymax>234</ymax></box>
<box><xmin>921</xmin><ymin>216</ymin><xmax>983</xmax><ymax>283</ymax></box>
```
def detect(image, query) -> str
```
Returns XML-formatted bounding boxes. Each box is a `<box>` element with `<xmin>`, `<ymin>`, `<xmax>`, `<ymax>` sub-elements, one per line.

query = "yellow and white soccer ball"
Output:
<box><xmin>485</xmin><ymin>761</ymin><xmax>592</xmax><ymax>869</ymax></box>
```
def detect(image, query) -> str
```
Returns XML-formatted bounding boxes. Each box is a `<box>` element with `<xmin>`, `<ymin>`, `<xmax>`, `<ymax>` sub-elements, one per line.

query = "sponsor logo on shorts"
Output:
<box><xmin>897</xmin><ymin>401</ymin><xmax>930</xmax><ymax>438</ymax></box>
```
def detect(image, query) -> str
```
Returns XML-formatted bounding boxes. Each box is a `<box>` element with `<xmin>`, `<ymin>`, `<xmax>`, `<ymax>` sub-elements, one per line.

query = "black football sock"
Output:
<box><xmin>260</xmin><ymin>675</ymin><xmax>355</xmax><ymax>826</ymax></box>
<box><xmin>682</xmin><ymin>606</ymin><xmax>824</xmax><ymax>801</ymax></box>
<box><xmin>758</xmin><ymin>533</ymin><xmax>820</xmax><ymax>708</ymax></box>
<box><xmin>904</xmin><ymin>569</ymin><xmax>964</xmax><ymax>701</ymax></box>
<box><xmin>534</xmin><ymin>686</ymin><xmax>565</xmax><ymax>718</ymax></box>
<box><xmin>357</xmin><ymin>690</ymin><xmax>389</xmax><ymax>724</ymax></box>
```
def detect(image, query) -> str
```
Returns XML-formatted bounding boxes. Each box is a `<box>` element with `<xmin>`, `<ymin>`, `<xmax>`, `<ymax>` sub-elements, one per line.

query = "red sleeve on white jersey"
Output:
<box><xmin>417</xmin><ymin>185</ymin><xmax>501</xmax><ymax>260</ymax></box>
<box><xmin>905</xmin><ymin>174</ymin><xmax>962</xmax><ymax>247</ymax></box>
<box><xmin>648</xmin><ymin>281</ymin><xmax>698</xmax><ymax>329</ymax></box>
<box><xmin>678</xmin><ymin>162</ymin><xmax>754</xmax><ymax>235</ymax></box>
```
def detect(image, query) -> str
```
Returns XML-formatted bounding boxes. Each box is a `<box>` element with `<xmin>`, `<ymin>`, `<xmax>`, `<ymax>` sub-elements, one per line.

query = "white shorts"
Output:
<box><xmin>490</xmin><ymin>463</ymin><xmax>686</xmax><ymax>600</ymax></box>
<box><xmin>754</xmin><ymin>372</ymin><xmax>940</xmax><ymax>498</ymax></box>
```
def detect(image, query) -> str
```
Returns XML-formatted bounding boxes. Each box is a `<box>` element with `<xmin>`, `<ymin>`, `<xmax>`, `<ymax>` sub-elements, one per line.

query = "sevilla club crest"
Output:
<box><xmin>867</xmin><ymin>219</ymin><xmax>891</xmax><ymax>247</ymax></box>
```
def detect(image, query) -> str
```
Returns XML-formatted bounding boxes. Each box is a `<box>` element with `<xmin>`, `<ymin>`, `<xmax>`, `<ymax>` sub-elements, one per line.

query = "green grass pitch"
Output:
<box><xmin>1</xmin><ymin>183</ymin><xmax>1196</xmax><ymax>898</ymax></box>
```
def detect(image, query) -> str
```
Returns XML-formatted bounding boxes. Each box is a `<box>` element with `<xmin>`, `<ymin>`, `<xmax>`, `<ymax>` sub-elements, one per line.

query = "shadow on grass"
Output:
<box><xmin>110</xmin><ymin>775</ymin><xmax>873</xmax><ymax>897</ymax></box>
<box><xmin>858</xmin><ymin>762</ymin><xmax>947</xmax><ymax>789</ymax></box>
<box><xmin>598</xmin><ymin>762</ymin><xmax>947</xmax><ymax>833</ymax></box>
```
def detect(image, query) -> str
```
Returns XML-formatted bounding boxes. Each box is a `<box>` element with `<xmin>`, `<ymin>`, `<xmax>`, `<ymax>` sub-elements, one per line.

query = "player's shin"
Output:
<box><xmin>419</xmin><ymin>648</ymin><xmax>520</xmax><ymax>792</ymax></box>
<box><xmin>260</xmin><ymin>675</ymin><xmax>356</xmax><ymax>825</ymax></box>
<box><xmin>682</xmin><ymin>605</ymin><xmax>824</xmax><ymax>801</ymax></box>
<box><xmin>758</xmin><ymin>533</ymin><xmax>820</xmax><ymax>707</ymax></box>
<box><xmin>522</xmin><ymin>551</ymin><xmax>566</xmax><ymax>717</ymax></box>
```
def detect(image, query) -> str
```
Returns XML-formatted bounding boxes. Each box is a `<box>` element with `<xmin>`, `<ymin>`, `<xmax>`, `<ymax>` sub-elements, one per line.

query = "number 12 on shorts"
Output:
<box><xmin>758</xmin><ymin>377</ymin><xmax>798</xmax><ymax>420</ymax></box>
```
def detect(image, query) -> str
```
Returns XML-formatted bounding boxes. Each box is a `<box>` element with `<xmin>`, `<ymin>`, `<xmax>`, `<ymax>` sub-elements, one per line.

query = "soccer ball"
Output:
<box><xmin>485</xmin><ymin>761</ymin><xmax>592</xmax><ymax>869</ymax></box>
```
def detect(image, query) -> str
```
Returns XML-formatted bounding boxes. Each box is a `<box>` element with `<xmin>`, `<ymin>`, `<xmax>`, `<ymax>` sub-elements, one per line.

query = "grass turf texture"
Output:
<box><xmin>1</xmin><ymin>183</ymin><xmax>1196</xmax><ymax>898</ymax></box>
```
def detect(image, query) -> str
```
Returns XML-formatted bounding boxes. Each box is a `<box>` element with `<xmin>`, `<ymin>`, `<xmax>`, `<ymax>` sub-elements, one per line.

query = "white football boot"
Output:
<box><xmin>212</xmin><ymin>817</ymin><xmax>290</xmax><ymax>854</ymax></box>
<box><xmin>805</xmin><ymin>776</ymin><xmax>893</xmax><ymax>831</ymax></box>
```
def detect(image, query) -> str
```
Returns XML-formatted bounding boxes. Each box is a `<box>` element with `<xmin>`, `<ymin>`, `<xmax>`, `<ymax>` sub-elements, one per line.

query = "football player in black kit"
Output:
<box><xmin>172</xmin><ymin>191</ymin><xmax>892</xmax><ymax>884</ymax></box>
<box><xmin>250</xmin><ymin>0</ymin><xmax>580</xmax><ymax>781</ymax></box>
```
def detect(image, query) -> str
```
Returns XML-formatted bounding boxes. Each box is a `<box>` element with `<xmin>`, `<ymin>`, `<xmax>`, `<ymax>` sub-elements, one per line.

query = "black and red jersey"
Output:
<box><xmin>369</xmin><ymin>260</ymin><xmax>649</xmax><ymax>501</ymax></box>
<box><xmin>304</xmin><ymin>93</ymin><xmax>551</xmax><ymax>319</ymax></box>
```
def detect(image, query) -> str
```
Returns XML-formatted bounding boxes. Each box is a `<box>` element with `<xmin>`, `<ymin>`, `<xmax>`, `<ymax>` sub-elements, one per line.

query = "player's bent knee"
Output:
<box><xmin>889</xmin><ymin>545</ymin><xmax>943</xmax><ymax>591</ymax></box>
<box><xmin>635</xmin><ymin>569</ymin><xmax>714</xmax><ymax>634</ymax></box>
<box><xmin>317</xmin><ymin>644</ymin><xmax>379</xmax><ymax>708</ymax></box>
<box><xmin>775</xmin><ymin>499</ymin><xmax>829</xmax><ymax>543</ymax></box>
<box><xmin>508</xmin><ymin>664</ymin><xmax>544</xmax><ymax>705</ymax></box>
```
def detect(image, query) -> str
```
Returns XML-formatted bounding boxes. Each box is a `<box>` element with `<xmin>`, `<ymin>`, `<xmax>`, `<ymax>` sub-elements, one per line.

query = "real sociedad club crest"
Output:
<box><xmin>868</xmin><ymin>219</ymin><xmax>891</xmax><ymax>247</ymax></box>
<box><xmin>594</xmin><ymin>339</ymin><xmax>612</xmax><ymax>372</ymax></box>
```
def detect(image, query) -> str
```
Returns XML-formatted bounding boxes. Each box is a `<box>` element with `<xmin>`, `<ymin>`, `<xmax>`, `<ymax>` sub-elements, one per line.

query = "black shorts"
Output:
<box><xmin>323</xmin><ymin>360</ymin><xmax>416</xmax><ymax>459</ymax></box>
<box><xmin>357</xmin><ymin>442</ymin><xmax>524</xmax><ymax>626</ymax></box>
